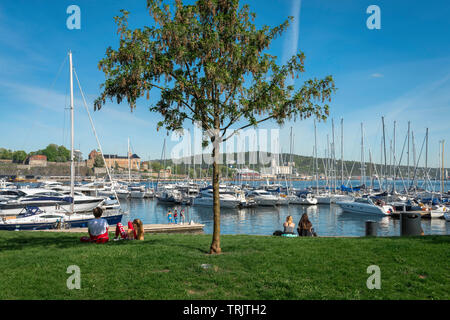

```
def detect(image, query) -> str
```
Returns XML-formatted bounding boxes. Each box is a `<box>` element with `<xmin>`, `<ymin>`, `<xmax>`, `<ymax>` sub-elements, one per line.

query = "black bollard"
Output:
<box><xmin>365</xmin><ymin>221</ymin><xmax>377</xmax><ymax>236</ymax></box>
<box><xmin>400</xmin><ymin>212</ymin><xmax>423</xmax><ymax>236</ymax></box>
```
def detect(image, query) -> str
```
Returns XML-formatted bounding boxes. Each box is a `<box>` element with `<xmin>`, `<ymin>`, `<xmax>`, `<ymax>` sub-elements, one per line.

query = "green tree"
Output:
<box><xmin>95</xmin><ymin>0</ymin><xmax>335</xmax><ymax>253</ymax></box>
<box><xmin>93</xmin><ymin>155</ymin><xmax>105</xmax><ymax>168</ymax></box>
<box><xmin>12</xmin><ymin>150</ymin><xmax>28</xmax><ymax>164</ymax></box>
<box><xmin>151</xmin><ymin>161</ymin><xmax>162</xmax><ymax>173</ymax></box>
<box><xmin>57</xmin><ymin>145</ymin><xmax>71</xmax><ymax>162</ymax></box>
<box><xmin>0</xmin><ymin>148</ymin><xmax>13</xmax><ymax>160</ymax></box>
<box><xmin>39</xmin><ymin>144</ymin><xmax>59</xmax><ymax>162</ymax></box>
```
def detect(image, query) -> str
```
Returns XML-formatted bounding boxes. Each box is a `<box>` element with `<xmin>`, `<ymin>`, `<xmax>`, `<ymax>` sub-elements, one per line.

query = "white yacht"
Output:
<box><xmin>289</xmin><ymin>193</ymin><xmax>318</xmax><ymax>205</ymax></box>
<box><xmin>430</xmin><ymin>205</ymin><xmax>448</xmax><ymax>219</ymax></box>
<box><xmin>156</xmin><ymin>185</ymin><xmax>183</xmax><ymax>203</ymax></box>
<box><xmin>143</xmin><ymin>187</ymin><xmax>155</xmax><ymax>198</ymax></box>
<box><xmin>276</xmin><ymin>194</ymin><xmax>290</xmax><ymax>206</ymax></box>
<box><xmin>0</xmin><ymin>188</ymin><xmax>105</xmax><ymax>217</ymax></box>
<box><xmin>192</xmin><ymin>187</ymin><xmax>243</xmax><ymax>208</ymax></box>
<box><xmin>315</xmin><ymin>192</ymin><xmax>332</xmax><ymax>204</ymax></box>
<box><xmin>246</xmin><ymin>189</ymin><xmax>279</xmax><ymax>206</ymax></box>
<box><xmin>336</xmin><ymin>197</ymin><xmax>394</xmax><ymax>215</ymax></box>
<box><xmin>129</xmin><ymin>185</ymin><xmax>146</xmax><ymax>199</ymax></box>
<box><xmin>0</xmin><ymin>208</ymin><xmax>122</xmax><ymax>231</ymax></box>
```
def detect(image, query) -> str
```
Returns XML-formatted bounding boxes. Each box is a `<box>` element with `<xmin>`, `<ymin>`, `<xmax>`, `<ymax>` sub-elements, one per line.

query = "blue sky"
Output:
<box><xmin>0</xmin><ymin>0</ymin><xmax>449</xmax><ymax>168</ymax></box>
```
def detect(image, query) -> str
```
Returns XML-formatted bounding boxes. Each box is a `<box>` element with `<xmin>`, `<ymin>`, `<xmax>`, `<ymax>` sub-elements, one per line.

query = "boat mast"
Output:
<box><xmin>441</xmin><ymin>140</ymin><xmax>445</xmax><ymax>195</ymax></box>
<box><xmin>407</xmin><ymin>121</ymin><xmax>410</xmax><ymax>193</ymax></box>
<box><xmin>341</xmin><ymin>118</ymin><xmax>344</xmax><ymax>188</ymax></box>
<box><xmin>331</xmin><ymin>119</ymin><xmax>335</xmax><ymax>194</ymax></box>
<box><xmin>393</xmin><ymin>120</ymin><xmax>396</xmax><ymax>193</ymax></box>
<box><xmin>128</xmin><ymin>137</ymin><xmax>131</xmax><ymax>184</ymax></box>
<box><xmin>69</xmin><ymin>50</ymin><xmax>75</xmax><ymax>214</ymax></box>
<box><xmin>425</xmin><ymin>128</ymin><xmax>428</xmax><ymax>191</ymax></box>
<box><xmin>314</xmin><ymin>119</ymin><xmax>319</xmax><ymax>195</ymax></box>
<box><xmin>360</xmin><ymin>122</ymin><xmax>365</xmax><ymax>188</ymax></box>
<box><xmin>382</xmin><ymin>117</ymin><xmax>387</xmax><ymax>191</ymax></box>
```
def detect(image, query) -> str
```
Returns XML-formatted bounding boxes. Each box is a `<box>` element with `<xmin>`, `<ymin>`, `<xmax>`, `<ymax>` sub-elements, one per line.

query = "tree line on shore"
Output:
<box><xmin>0</xmin><ymin>144</ymin><xmax>75</xmax><ymax>163</ymax></box>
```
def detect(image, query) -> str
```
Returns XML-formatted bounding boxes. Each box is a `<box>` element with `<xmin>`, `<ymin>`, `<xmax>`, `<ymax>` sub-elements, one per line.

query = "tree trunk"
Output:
<box><xmin>209</xmin><ymin>130</ymin><xmax>221</xmax><ymax>254</ymax></box>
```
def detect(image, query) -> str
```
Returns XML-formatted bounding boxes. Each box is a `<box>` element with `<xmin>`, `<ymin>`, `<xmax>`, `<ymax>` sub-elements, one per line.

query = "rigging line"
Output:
<box><xmin>73</xmin><ymin>68</ymin><xmax>121</xmax><ymax>207</ymax></box>
<box><xmin>20</xmin><ymin>54</ymin><xmax>69</xmax><ymax>151</ymax></box>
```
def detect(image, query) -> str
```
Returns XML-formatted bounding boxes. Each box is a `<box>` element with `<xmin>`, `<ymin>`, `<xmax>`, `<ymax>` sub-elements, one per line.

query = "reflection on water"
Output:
<box><xmin>119</xmin><ymin>199</ymin><xmax>450</xmax><ymax>237</ymax></box>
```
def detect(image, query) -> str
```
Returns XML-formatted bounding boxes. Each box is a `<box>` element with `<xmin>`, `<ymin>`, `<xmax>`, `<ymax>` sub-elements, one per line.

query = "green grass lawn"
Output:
<box><xmin>0</xmin><ymin>231</ymin><xmax>448</xmax><ymax>300</ymax></box>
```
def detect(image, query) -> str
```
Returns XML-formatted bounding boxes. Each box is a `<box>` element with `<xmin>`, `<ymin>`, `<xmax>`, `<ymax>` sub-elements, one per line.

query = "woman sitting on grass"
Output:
<box><xmin>297</xmin><ymin>213</ymin><xmax>317</xmax><ymax>237</ymax></box>
<box><xmin>273</xmin><ymin>215</ymin><xmax>297</xmax><ymax>236</ymax></box>
<box><xmin>80</xmin><ymin>207</ymin><xmax>109</xmax><ymax>243</ymax></box>
<box><xmin>114</xmin><ymin>218</ymin><xmax>144</xmax><ymax>241</ymax></box>
<box><xmin>283</xmin><ymin>215</ymin><xmax>296</xmax><ymax>234</ymax></box>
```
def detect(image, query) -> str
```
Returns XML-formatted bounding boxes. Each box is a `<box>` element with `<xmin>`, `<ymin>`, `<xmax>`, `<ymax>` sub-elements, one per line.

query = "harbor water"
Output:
<box><xmin>118</xmin><ymin>180</ymin><xmax>450</xmax><ymax>237</ymax></box>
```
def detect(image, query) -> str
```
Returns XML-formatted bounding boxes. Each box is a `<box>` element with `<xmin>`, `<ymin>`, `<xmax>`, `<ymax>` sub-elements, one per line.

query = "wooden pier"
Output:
<box><xmin>38</xmin><ymin>223</ymin><xmax>205</xmax><ymax>234</ymax></box>
<box><xmin>389</xmin><ymin>210</ymin><xmax>433</xmax><ymax>219</ymax></box>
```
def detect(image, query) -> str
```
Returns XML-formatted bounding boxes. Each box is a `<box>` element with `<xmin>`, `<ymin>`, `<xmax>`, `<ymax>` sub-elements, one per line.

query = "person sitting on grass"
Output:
<box><xmin>80</xmin><ymin>207</ymin><xmax>109</xmax><ymax>243</ymax></box>
<box><xmin>114</xmin><ymin>218</ymin><xmax>144</xmax><ymax>241</ymax></box>
<box><xmin>272</xmin><ymin>215</ymin><xmax>296</xmax><ymax>236</ymax></box>
<box><xmin>283</xmin><ymin>215</ymin><xmax>296</xmax><ymax>234</ymax></box>
<box><xmin>297</xmin><ymin>213</ymin><xmax>317</xmax><ymax>237</ymax></box>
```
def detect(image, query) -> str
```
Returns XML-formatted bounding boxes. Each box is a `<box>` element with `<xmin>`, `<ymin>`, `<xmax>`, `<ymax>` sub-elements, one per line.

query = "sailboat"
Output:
<box><xmin>0</xmin><ymin>51</ymin><xmax>123</xmax><ymax>230</ymax></box>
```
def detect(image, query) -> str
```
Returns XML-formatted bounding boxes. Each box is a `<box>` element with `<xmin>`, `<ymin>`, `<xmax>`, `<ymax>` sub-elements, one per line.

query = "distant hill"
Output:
<box><xmin>148</xmin><ymin>151</ymin><xmax>448</xmax><ymax>179</ymax></box>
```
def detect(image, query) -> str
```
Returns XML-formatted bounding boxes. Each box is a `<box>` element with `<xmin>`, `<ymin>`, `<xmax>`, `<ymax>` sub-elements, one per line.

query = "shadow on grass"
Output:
<box><xmin>0</xmin><ymin>233</ymin><xmax>87</xmax><ymax>251</ymax></box>
<box><xmin>410</xmin><ymin>235</ymin><xmax>450</xmax><ymax>245</ymax></box>
<box><xmin>142</xmin><ymin>237</ymin><xmax>209</xmax><ymax>254</ymax></box>
<box><xmin>0</xmin><ymin>232</ymin><xmax>162</xmax><ymax>251</ymax></box>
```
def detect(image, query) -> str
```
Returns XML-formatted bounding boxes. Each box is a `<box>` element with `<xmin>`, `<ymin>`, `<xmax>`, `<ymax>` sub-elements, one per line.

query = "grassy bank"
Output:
<box><xmin>0</xmin><ymin>231</ymin><xmax>448</xmax><ymax>300</ymax></box>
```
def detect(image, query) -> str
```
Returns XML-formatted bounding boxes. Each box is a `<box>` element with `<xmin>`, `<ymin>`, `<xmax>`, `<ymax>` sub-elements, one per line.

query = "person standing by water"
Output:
<box><xmin>180</xmin><ymin>209</ymin><xmax>185</xmax><ymax>224</ymax></box>
<box><xmin>167</xmin><ymin>209</ymin><xmax>173</xmax><ymax>224</ymax></box>
<box><xmin>174</xmin><ymin>209</ymin><xmax>178</xmax><ymax>224</ymax></box>
<box><xmin>297</xmin><ymin>213</ymin><xmax>317</xmax><ymax>237</ymax></box>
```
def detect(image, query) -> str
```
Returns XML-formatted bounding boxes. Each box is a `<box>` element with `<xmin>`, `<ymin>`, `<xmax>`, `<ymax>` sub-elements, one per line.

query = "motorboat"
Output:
<box><xmin>156</xmin><ymin>185</ymin><xmax>183</xmax><ymax>204</ymax></box>
<box><xmin>290</xmin><ymin>193</ymin><xmax>318</xmax><ymax>205</ymax></box>
<box><xmin>246</xmin><ymin>189</ymin><xmax>279</xmax><ymax>206</ymax></box>
<box><xmin>0</xmin><ymin>189</ymin><xmax>23</xmax><ymax>202</ymax></box>
<box><xmin>430</xmin><ymin>204</ymin><xmax>448</xmax><ymax>219</ymax></box>
<box><xmin>0</xmin><ymin>188</ymin><xmax>105</xmax><ymax>217</ymax></box>
<box><xmin>336</xmin><ymin>196</ymin><xmax>395</xmax><ymax>215</ymax></box>
<box><xmin>0</xmin><ymin>206</ymin><xmax>123</xmax><ymax>231</ymax></box>
<box><xmin>143</xmin><ymin>187</ymin><xmax>155</xmax><ymax>198</ymax></box>
<box><xmin>276</xmin><ymin>193</ymin><xmax>290</xmax><ymax>206</ymax></box>
<box><xmin>192</xmin><ymin>187</ymin><xmax>243</xmax><ymax>208</ymax></box>
<box><xmin>315</xmin><ymin>193</ymin><xmax>332</xmax><ymax>204</ymax></box>
<box><xmin>128</xmin><ymin>185</ymin><xmax>145</xmax><ymax>199</ymax></box>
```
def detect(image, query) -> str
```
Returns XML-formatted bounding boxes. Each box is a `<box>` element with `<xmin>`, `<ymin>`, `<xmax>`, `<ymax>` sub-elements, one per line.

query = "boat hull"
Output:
<box><xmin>0</xmin><ymin>214</ymin><xmax>123</xmax><ymax>231</ymax></box>
<box><xmin>0</xmin><ymin>199</ymin><xmax>104</xmax><ymax>217</ymax></box>
<box><xmin>336</xmin><ymin>201</ymin><xmax>393</xmax><ymax>215</ymax></box>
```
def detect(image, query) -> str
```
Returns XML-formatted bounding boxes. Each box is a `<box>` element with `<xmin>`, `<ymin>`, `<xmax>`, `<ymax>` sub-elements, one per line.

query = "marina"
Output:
<box><xmin>2</xmin><ymin>178</ymin><xmax>449</xmax><ymax>237</ymax></box>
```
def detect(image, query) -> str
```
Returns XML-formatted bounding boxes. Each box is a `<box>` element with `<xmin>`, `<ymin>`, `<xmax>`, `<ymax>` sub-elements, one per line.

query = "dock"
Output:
<box><xmin>38</xmin><ymin>223</ymin><xmax>205</xmax><ymax>234</ymax></box>
<box><xmin>390</xmin><ymin>210</ymin><xmax>433</xmax><ymax>219</ymax></box>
